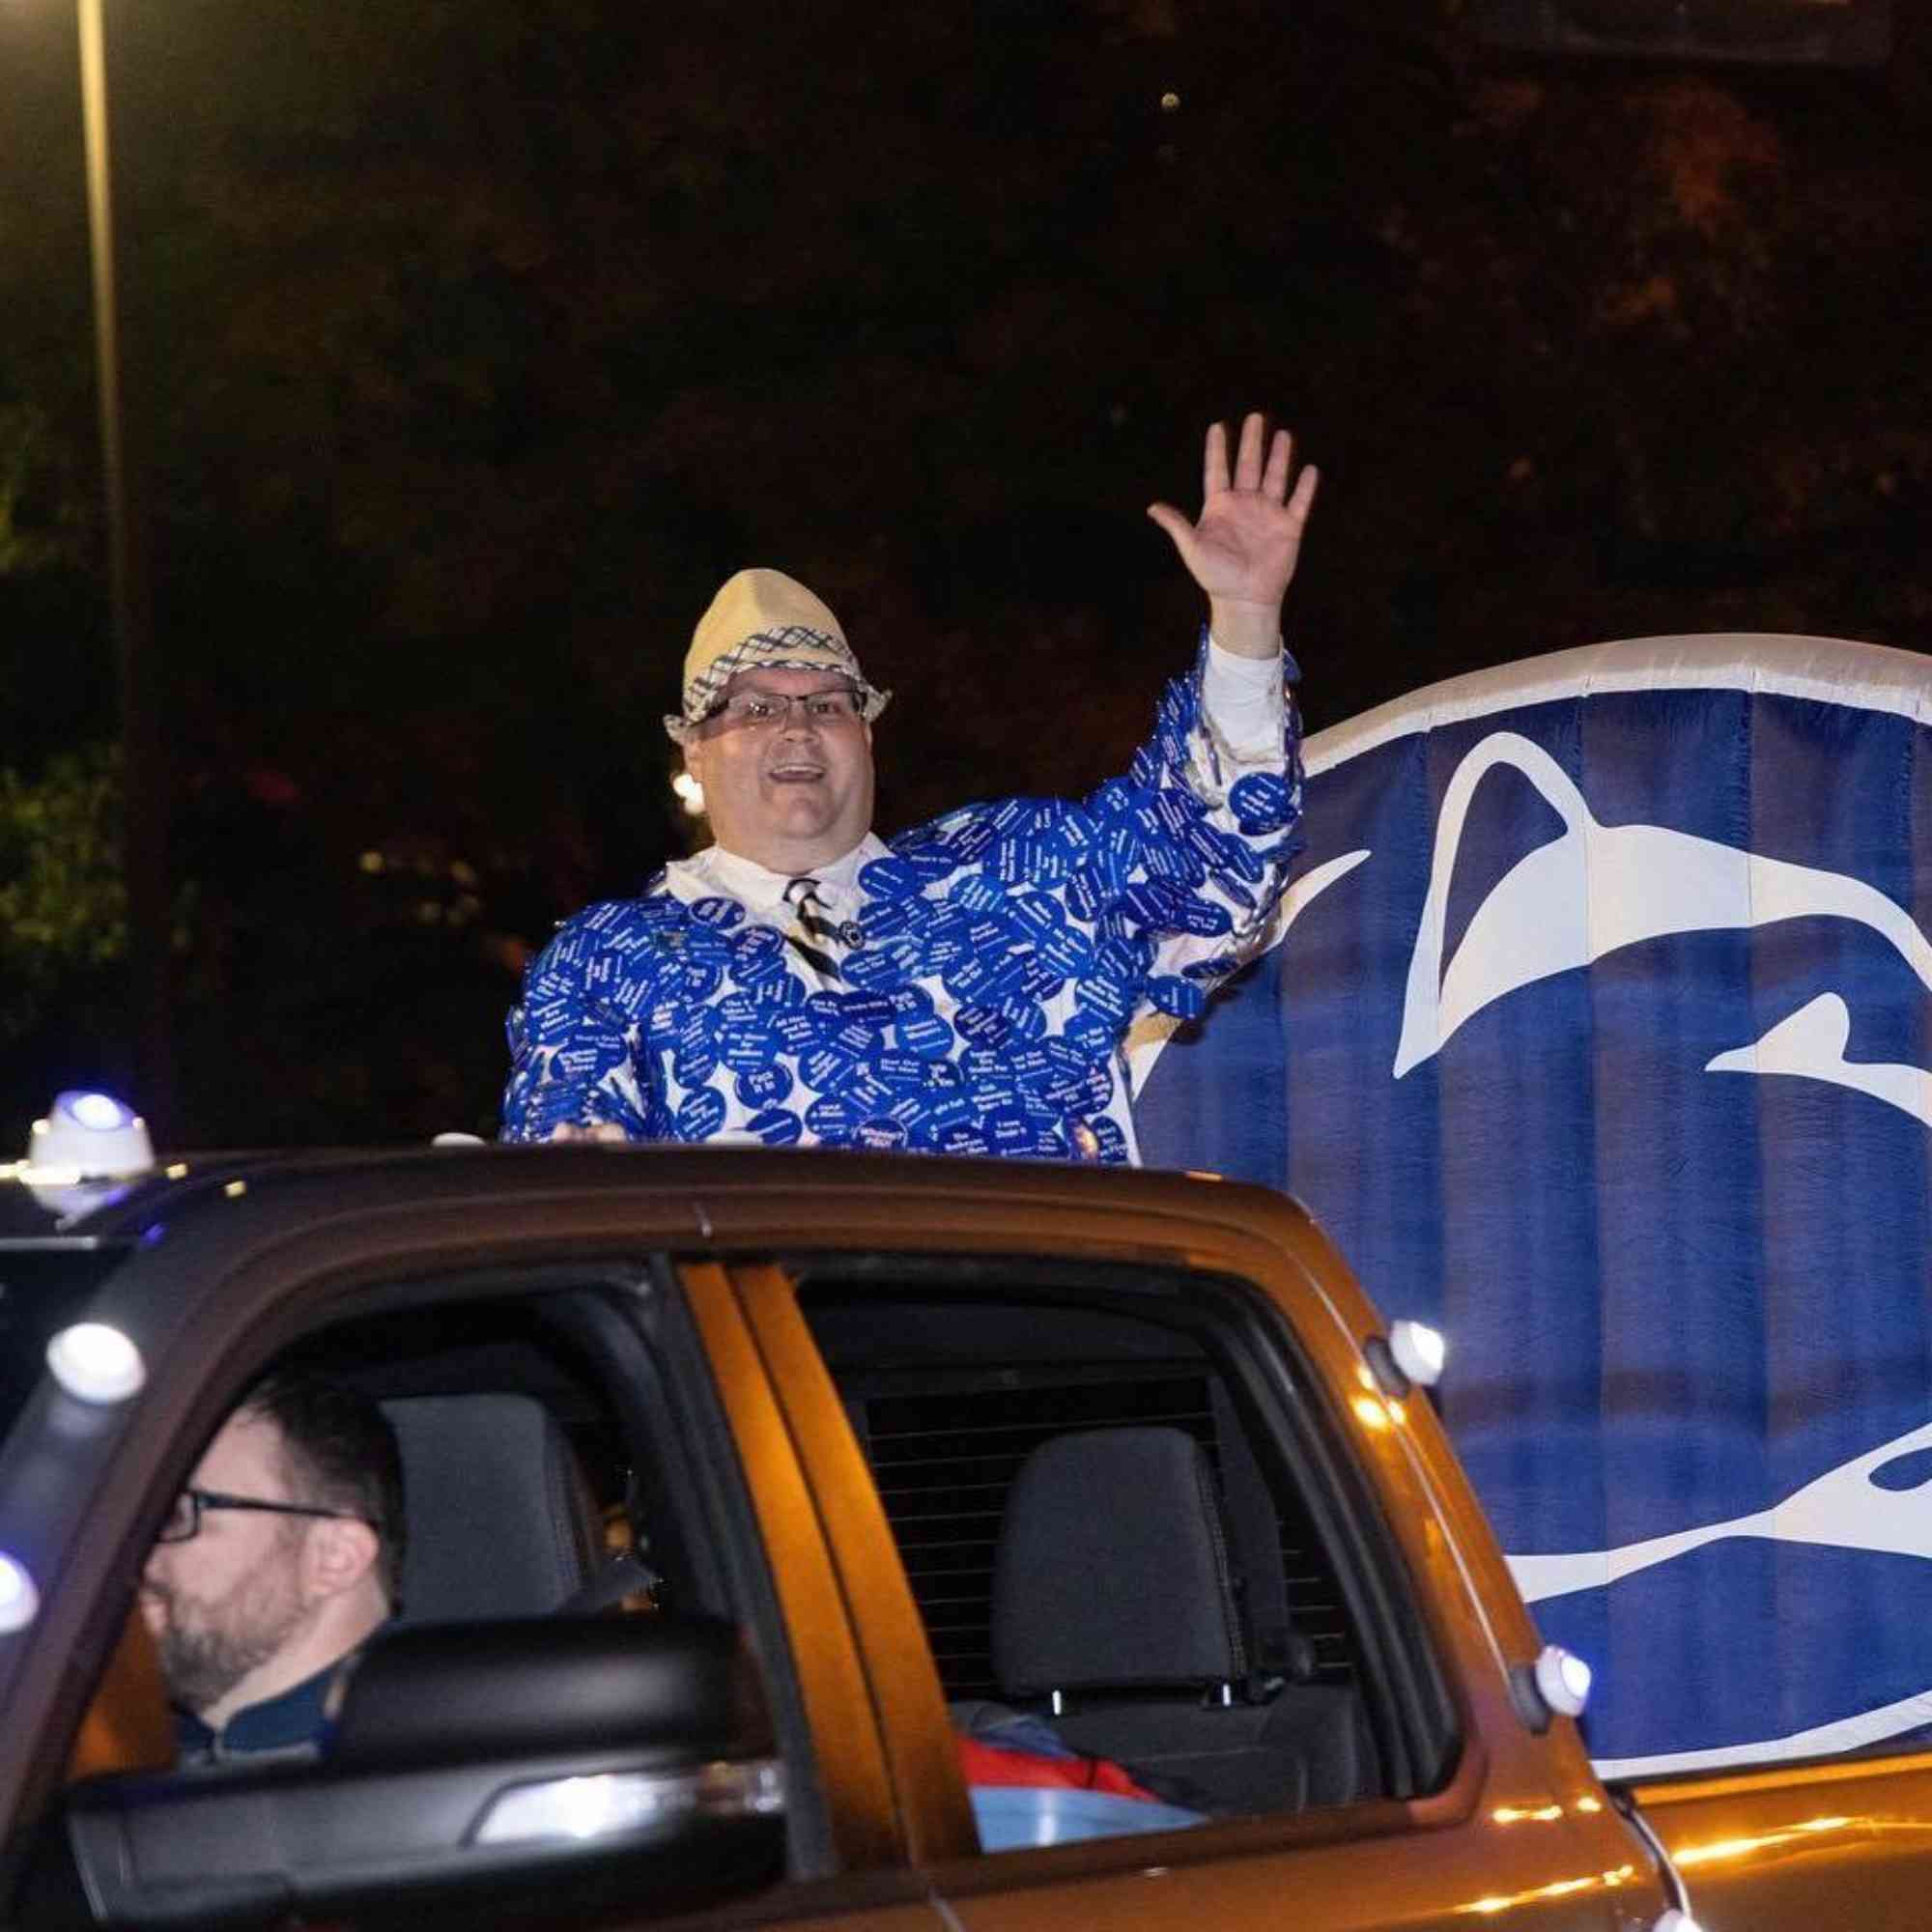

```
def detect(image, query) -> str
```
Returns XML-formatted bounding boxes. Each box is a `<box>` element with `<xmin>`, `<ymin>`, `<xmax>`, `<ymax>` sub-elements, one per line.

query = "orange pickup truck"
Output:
<box><xmin>2</xmin><ymin>1130</ymin><xmax>1928</xmax><ymax>1929</ymax></box>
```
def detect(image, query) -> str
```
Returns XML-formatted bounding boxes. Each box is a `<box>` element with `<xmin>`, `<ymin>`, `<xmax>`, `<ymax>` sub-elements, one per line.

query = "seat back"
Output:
<box><xmin>990</xmin><ymin>1425</ymin><xmax>1370</xmax><ymax>1814</ymax></box>
<box><xmin>382</xmin><ymin>1393</ymin><xmax>602</xmax><ymax>1625</ymax></box>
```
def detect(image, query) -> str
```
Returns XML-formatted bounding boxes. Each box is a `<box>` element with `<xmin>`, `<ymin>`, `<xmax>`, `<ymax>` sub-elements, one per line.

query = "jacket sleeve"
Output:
<box><xmin>498</xmin><ymin>901</ymin><xmax>663</xmax><ymax>1143</ymax></box>
<box><xmin>1082</xmin><ymin>629</ymin><xmax>1305</xmax><ymax>1026</ymax></box>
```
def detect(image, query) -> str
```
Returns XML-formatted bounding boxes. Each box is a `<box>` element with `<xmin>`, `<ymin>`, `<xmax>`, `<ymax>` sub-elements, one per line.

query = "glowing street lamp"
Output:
<box><xmin>75</xmin><ymin>0</ymin><xmax>171</xmax><ymax>1134</ymax></box>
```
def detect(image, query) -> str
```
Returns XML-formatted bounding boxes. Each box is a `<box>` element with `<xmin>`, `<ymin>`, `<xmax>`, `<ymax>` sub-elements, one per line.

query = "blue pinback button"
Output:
<box><xmin>675</xmin><ymin>1088</ymin><xmax>727</xmax><ymax>1140</ymax></box>
<box><xmin>805</xmin><ymin>1095</ymin><xmax>856</xmax><ymax>1139</ymax></box>
<box><xmin>772</xmin><ymin>1009</ymin><xmax>818</xmax><ymax>1050</ymax></box>
<box><xmin>1183</xmin><ymin>952</ymin><xmax>1240</xmax><ymax>982</ymax></box>
<box><xmin>899</xmin><ymin>1012</ymin><xmax>955</xmax><ymax>1059</ymax></box>
<box><xmin>841</xmin><ymin>945</ymin><xmax>907</xmax><ymax>991</ymax></box>
<box><xmin>937</xmin><ymin>814</ymin><xmax>996</xmax><ymax>864</ymax></box>
<box><xmin>1018</xmin><ymin>959</ymin><xmax>1065</xmax><ymax>1003</ymax></box>
<box><xmin>1149</xmin><ymin>974</ymin><xmax>1208</xmax><ymax>1019</ymax></box>
<box><xmin>723</xmin><ymin>1022</ymin><xmax>777</xmax><ymax>1071</ymax></box>
<box><xmin>837</xmin><ymin>990</ymin><xmax>896</xmax><ymax>1029</ymax></box>
<box><xmin>737</xmin><ymin>1063</ymin><xmax>794</xmax><ymax>1109</ymax></box>
<box><xmin>859</xmin><ymin>856</ymin><xmax>923</xmax><ymax>900</ymax></box>
<box><xmin>876</xmin><ymin>1052</ymin><xmax>928</xmax><ymax>1089</ymax></box>
<box><xmin>690</xmin><ymin>895</ymin><xmax>745</xmax><ymax>928</ymax></box>
<box><xmin>1009</xmin><ymin>1046</ymin><xmax>1052</xmax><ymax>1086</ymax></box>
<box><xmin>929</xmin><ymin>1092</ymin><xmax>975</xmax><ymax>1129</ymax></box>
<box><xmin>801</xmin><ymin>1043</ymin><xmax>857</xmax><ymax>1091</ymax></box>
<box><xmin>887</xmin><ymin>982</ymin><xmax>935</xmax><ymax>1018</ymax></box>
<box><xmin>731</xmin><ymin>926</ymin><xmax>789</xmax><ymax>980</ymax></box>
<box><xmin>680</xmin><ymin>958</ymin><xmax>724</xmax><ymax>1000</ymax></box>
<box><xmin>1088</xmin><ymin>1115</ymin><xmax>1128</xmax><ymax>1161</ymax></box>
<box><xmin>1009</xmin><ymin>894</ymin><xmax>1059</xmax><ymax>936</ymax></box>
<box><xmin>1081</xmin><ymin>1064</ymin><xmax>1116</xmax><ymax>1113</ymax></box>
<box><xmin>954</xmin><ymin>1003</ymin><xmax>1010</xmax><ymax>1046</ymax></box>
<box><xmin>860</xmin><ymin>896</ymin><xmax>916</xmax><ymax>940</ymax></box>
<box><xmin>966</xmin><ymin>1067</ymin><xmax>1021</xmax><ymax>1109</ymax></box>
<box><xmin>992</xmin><ymin>996</ymin><xmax>1049</xmax><ymax>1042</ymax></box>
<box><xmin>845</xmin><ymin>1072</ymin><xmax>895</xmax><ymax>1115</ymax></box>
<box><xmin>982</xmin><ymin>1107</ymin><xmax>1036</xmax><ymax>1152</ymax></box>
<box><xmin>949</xmin><ymin>872</ymin><xmax>1007</xmax><ymax>916</ymax></box>
<box><xmin>902</xmin><ymin>843</ymin><xmax>959</xmax><ymax>883</ymax></box>
<box><xmin>887</xmin><ymin>1094</ymin><xmax>925</xmax><ymax>1127</ymax></box>
<box><xmin>944</xmin><ymin>955</ymin><xmax>994</xmax><ymax>1002</ymax></box>
<box><xmin>1076</xmin><ymin>976</ymin><xmax>1133</xmax><ymax>1025</ymax></box>
<box><xmin>555</xmin><ymin>1042</ymin><xmax>621</xmax><ymax>1082</ymax></box>
<box><xmin>854</xmin><ymin>1117</ymin><xmax>909</xmax><ymax>1150</ymax></box>
<box><xmin>1039</xmin><ymin>924</ymin><xmax>1095</xmax><ymax>978</ymax></box>
<box><xmin>939</xmin><ymin>1122</ymin><xmax>991</xmax><ymax>1154</ymax></box>
<box><xmin>1175</xmin><ymin>897</ymin><xmax>1234</xmax><ymax>938</ymax></box>
<box><xmin>718</xmin><ymin>992</ymin><xmax>758</xmax><ymax>1026</ymax></box>
<box><xmin>1063</xmin><ymin>868</ymin><xmax>1103</xmax><ymax>923</ymax></box>
<box><xmin>1119</xmin><ymin>881</ymin><xmax>1175</xmax><ymax>927</ymax></box>
<box><xmin>1146</xmin><ymin>842</ymin><xmax>1207</xmax><ymax>888</ymax></box>
<box><xmin>1230</xmin><ymin>771</ymin><xmax>1293</xmax><ymax>831</ymax></box>
<box><xmin>673</xmin><ymin>1043</ymin><xmax>720</xmax><ymax>1089</ymax></box>
<box><xmin>747</xmin><ymin>1106</ymin><xmax>802</xmax><ymax>1146</ymax></box>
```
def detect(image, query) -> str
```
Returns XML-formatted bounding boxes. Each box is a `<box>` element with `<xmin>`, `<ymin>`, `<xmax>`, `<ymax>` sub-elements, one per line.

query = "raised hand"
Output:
<box><xmin>1147</xmin><ymin>413</ymin><xmax>1319</xmax><ymax>658</ymax></box>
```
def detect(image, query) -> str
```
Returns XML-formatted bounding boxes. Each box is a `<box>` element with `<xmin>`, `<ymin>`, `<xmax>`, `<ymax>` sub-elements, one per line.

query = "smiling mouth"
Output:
<box><xmin>768</xmin><ymin>761</ymin><xmax>825</xmax><ymax>784</ymax></box>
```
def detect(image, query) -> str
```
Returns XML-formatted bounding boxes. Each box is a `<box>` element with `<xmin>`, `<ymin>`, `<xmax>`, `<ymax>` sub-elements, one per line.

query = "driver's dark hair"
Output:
<box><xmin>238</xmin><ymin>1372</ymin><xmax>406</xmax><ymax>1605</ymax></box>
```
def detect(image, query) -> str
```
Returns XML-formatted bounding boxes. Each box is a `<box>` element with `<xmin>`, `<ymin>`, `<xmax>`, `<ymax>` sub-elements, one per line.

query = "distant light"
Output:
<box><xmin>45</xmin><ymin>1323</ymin><xmax>146</xmax><ymax>1405</ymax></box>
<box><xmin>1534</xmin><ymin>1644</ymin><xmax>1593</xmax><ymax>1719</ymax></box>
<box><xmin>670</xmin><ymin>771</ymin><xmax>706</xmax><ymax>816</ymax></box>
<box><xmin>0</xmin><ymin>1554</ymin><xmax>39</xmax><ymax>1634</ymax></box>
<box><xmin>358</xmin><ymin>850</ymin><xmax>385</xmax><ymax>874</ymax></box>
<box><xmin>432</xmin><ymin>1132</ymin><xmax>487</xmax><ymax>1147</ymax></box>
<box><xmin>222</xmin><ymin>1180</ymin><xmax>247</xmax><ymax>1199</ymax></box>
<box><xmin>1389</xmin><ymin>1320</ymin><xmax>1446</xmax><ymax>1388</ymax></box>
<box><xmin>1159</xmin><ymin>90</ymin><xmax>1180</xmax><ymax>112</ymax></box>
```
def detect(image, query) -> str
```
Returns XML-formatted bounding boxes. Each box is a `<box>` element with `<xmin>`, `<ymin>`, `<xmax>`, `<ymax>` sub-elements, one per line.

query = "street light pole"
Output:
<box><xmin>76</xmin><ymin>0</ymin><xmax>171</xmax><ymax>1137</ymax></box>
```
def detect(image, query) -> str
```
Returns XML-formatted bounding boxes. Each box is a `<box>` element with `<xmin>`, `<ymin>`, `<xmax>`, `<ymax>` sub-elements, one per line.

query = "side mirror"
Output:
<box><xmin>62</xmin><ymin>1616</ymin><xmax>784</xmax><ymax>1927</ymax></box>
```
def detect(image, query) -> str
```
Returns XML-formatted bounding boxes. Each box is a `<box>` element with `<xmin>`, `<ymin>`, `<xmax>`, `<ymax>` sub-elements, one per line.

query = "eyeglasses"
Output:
<box><xmin>156</xmin><ymin>1487</ymin><xmax>377</xmax><ymax>1545</ymax></box>
<box><xmin>703</xmin><ymin>686</ymin><xmax>863</xmax><ymax>730</ymax></box>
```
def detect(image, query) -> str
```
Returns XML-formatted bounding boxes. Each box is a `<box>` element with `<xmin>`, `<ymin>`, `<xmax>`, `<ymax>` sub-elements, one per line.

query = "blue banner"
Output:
<box><xmin>1135</xmin><ymin>634</ymin><xmax>1932</xmax><ymax>1775</ymax></box>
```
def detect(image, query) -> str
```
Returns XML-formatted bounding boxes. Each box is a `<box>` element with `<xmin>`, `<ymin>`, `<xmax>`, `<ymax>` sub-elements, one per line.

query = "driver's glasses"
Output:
<box><xmin>156</xmin><ymin>1487</ymin><xmax>368</xmax><ymax>1544</ymax></box>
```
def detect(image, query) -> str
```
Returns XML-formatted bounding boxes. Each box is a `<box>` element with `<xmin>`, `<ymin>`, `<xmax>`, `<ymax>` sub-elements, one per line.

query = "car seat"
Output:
<box><xmin>989</xmin><ymin>1424</ymin><xmax>1373</xmax><ymax>1815</ymax></box>
<box><xmin>380</xmin><ymin>1392</ymin><xmax>606</xmax><ymax>1624</ymax></box>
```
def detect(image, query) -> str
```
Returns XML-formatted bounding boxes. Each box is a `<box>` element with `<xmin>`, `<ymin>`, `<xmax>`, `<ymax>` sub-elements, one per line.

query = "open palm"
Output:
<box><xmin>1148</xmin><ymin>413</ymin><xmax>1319</xmax><ymax>616</ymax></box>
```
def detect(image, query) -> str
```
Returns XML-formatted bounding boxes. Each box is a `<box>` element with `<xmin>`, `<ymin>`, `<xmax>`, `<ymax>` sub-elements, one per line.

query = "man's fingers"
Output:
<box><xmin>1285</xmin><ymin>462</ymin><xmax>1321</xmax><ymax>533</ymax></box>
<box><xmin>1202</xmin><ymin>420</ymin><xmax>1230</xmax><ymax>501</ymax></box>
<box><xmin>1234</xmin><ymin>412</ymin><xmax>1267</xmax><ymax>493</ymax></box>
<box><xmin>1263</xmin><ymin>429</ymin><xmax>1293</xmax><ymax>502</ymax></box>
<box><xmin>1147</xmin><ymin>500</ymin><xmax>1195</xmax><ymax>554</ymax></box>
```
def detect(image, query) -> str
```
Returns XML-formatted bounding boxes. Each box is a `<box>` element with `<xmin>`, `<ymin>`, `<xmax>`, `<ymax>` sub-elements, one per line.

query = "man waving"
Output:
<box><xmin>502</xmin><ymin>412</ymin><xmax>1318</xmax><ymax>1164</ymax></box>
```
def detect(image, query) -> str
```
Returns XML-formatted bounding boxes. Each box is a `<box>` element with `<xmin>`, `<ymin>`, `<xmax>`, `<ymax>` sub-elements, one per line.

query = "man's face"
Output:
<box><xmin>683</xmin><ymin>668</ymin><xmax>875</xmax><ymax>871</ymax></box>
<box><xmin>140</xmin><ymin>1410</ymin><xmax>314</xmax><ymax>1718</ymax></box>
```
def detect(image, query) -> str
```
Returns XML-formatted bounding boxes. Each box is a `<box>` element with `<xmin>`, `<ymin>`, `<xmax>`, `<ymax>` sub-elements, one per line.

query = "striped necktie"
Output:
<box><xmin>782</xmin><ymin>876</ymin><xmax>845</xmax><ymax>979</ymax></box>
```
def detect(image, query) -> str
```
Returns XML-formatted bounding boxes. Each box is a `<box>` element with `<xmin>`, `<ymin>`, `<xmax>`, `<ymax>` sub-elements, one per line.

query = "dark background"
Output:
<box><xmin>2</xmin><ymin>0</ymin><xmax>1926</xmax><ymax>1149</ymax></box>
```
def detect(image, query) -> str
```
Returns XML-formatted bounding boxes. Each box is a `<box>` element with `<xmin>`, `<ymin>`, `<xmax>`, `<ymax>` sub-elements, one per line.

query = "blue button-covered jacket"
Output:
<box><xmin>501</xmin><ymin>638</ymin><xmax>1303</xmax><ymax>1162</ymax></box>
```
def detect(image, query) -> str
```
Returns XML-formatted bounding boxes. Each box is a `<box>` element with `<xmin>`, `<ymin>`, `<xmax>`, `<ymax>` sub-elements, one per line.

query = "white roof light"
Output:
<box><xmin>1389</xmin><ymin>1319</ymin><xmax>1446</xmax><ymax>1389</ymax></box>
<box><xmin>0</xmin><ymin>1554</ymin><xmax>40</xmax><ymax>1634</ymax></box>
<box><xmin>1534</xmin><ymin>1643</ymin><xmax>1593</xmax><ymax>1719</ymax></box>
<box><xmin>46</xmin><ymin>1323</ymin><xmax>146</xmax><ymax>1405</ymax></box>
<box><xmin>26</xmin><ymin>1092</ymin><xmax>156</xmax><ymax>1179</ymax></box>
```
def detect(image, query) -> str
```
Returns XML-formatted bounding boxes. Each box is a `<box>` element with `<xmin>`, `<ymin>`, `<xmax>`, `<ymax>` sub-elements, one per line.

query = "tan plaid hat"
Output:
<box><xmin>664</xmin><ymin>568</ymin><xmax>892</xmax><ymax>743</ymax></box>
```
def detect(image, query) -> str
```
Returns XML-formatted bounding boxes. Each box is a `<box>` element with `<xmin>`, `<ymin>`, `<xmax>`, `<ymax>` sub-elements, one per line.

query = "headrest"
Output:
<box><xmin>991</xmin><ymin>1426</ymin><xmax>1247</xmax><ymax>1695</ymax></box>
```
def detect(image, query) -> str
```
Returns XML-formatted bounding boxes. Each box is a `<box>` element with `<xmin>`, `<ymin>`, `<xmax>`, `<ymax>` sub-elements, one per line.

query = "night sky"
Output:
<box><xmin>1</xmin><ymin>0</ymin><xmax>1927</xmax><ymax>1147</ymax></box>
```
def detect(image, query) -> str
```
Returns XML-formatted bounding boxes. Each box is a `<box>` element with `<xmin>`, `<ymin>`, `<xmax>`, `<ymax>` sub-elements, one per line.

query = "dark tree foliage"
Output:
<box><xmin>0</xmin><ymin>0</ymin><xmax>1926</xmax><ymax>1146</ymax></box>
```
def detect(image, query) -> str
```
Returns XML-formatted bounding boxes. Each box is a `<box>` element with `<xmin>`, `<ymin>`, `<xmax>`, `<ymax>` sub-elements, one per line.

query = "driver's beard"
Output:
<box><xmin>150</xmin><ymin>1555</ymin><xmax>310</xmax><ymax>1719</ymax></box>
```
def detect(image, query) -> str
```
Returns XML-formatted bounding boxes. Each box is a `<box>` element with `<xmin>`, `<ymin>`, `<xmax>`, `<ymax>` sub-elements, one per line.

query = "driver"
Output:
<box><xmin>138</xmin><ymin>1374</ymin><xmax>402</xmax><ymax>1765</ymax></box>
